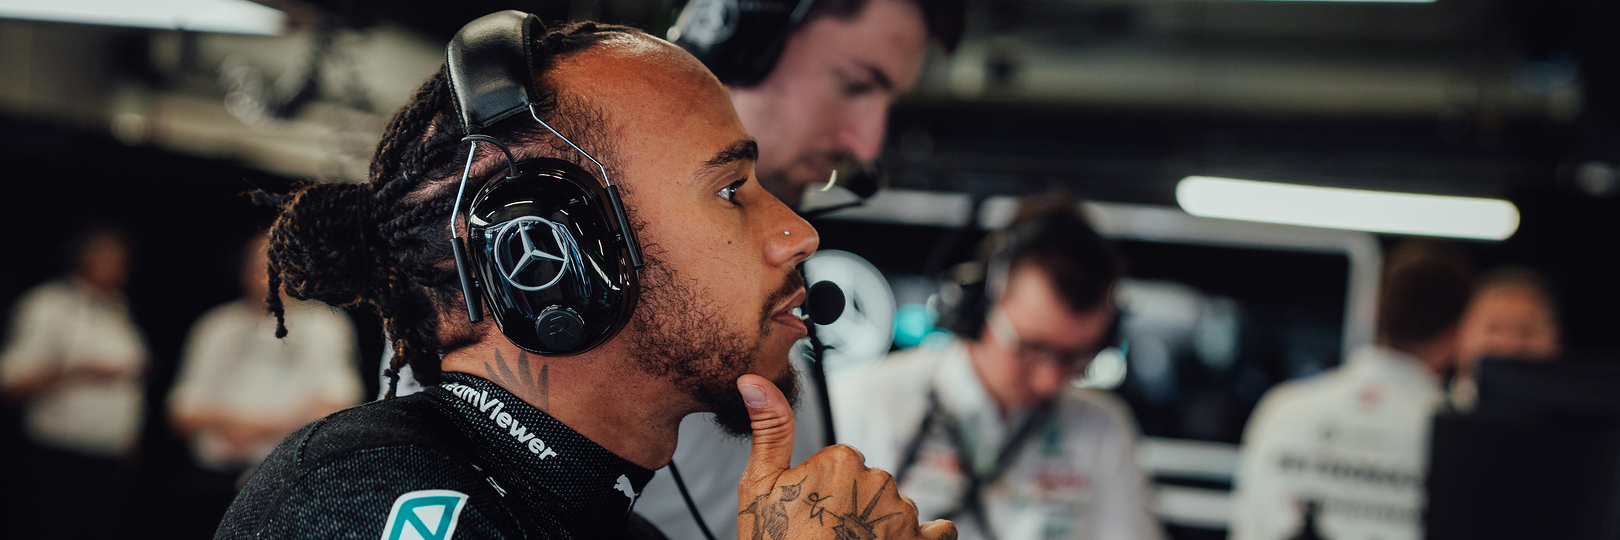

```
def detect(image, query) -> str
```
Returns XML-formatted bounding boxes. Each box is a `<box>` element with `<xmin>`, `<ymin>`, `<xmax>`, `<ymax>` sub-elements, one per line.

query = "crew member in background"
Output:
<box><xmin>168</xmin><ymin>232</ymin><xmax>362</xmax><ymax>534</ymax></box>
<box><xmin>716</xmin><ymin>0</ymin><xmax>963</xmax><ymax>210</ymax></box>
<box><xmin>1448</xmin><ymin>266</ymin><xmax>1562</xmax><ymax>410</ymax></box>
<box><xmin>635</xmin><ymin>1</ymin><xmax>965</xmax><ymax>538</ymax></box>
<box><xmin>1229</xmin><ymin>241</ymin><xmax>1473</xmax><ymax>540</ymax></box>
<box><xmin>833</xmin><ymin>197</ymin><xmax>1164</xmax><ymax>540</ymax></box>
<box><xmin>0</xmin><ymin>225</ymin><xmax>148</xmax><ymax>539</ymax></box>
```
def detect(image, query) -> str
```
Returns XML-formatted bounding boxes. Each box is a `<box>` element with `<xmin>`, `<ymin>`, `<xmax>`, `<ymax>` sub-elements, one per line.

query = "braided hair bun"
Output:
<box><xmin>266</xmin><ymin>182</ymin><xmax>379</xmax><ymax>336</ymax></box>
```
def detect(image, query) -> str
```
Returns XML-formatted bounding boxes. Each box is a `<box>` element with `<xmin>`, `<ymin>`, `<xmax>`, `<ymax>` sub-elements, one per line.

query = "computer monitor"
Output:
<box><xmin>1476</xmin><ymin>357</ymin><xmax>1620</xmax><ymax>413</ymax></box>
<box><xmin>1427</xmin><ymin>358</ymin><xmax>1620</xmax><ymax>540</ymax></box>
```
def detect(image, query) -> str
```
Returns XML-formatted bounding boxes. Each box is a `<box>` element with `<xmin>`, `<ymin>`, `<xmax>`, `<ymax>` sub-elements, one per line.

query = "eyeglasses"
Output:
<box><xmin>985</xmin><ymin>309</ymin><xmax>1107</xmax><ymax>370</ymax></box>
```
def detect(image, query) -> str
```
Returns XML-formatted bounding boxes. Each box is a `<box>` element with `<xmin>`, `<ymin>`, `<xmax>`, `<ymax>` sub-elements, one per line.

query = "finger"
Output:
<box><xmin>919</xmin><ymin>519</ymin><xmax>958</xmax><ymax>540</ymax></box>
<box><xmin>738</xmin><ymin>373</ymin><xmax>796</xmax><ymax>495</ymax></box>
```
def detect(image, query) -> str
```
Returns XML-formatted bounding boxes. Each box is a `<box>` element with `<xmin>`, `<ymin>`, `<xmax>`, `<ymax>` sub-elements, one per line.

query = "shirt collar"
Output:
<box><xmin>933</xmin><ymin>339</ymin><xmax>997</xmax><ymax>420</ymax></box>
<box><xmin>1347</xmin><ymin>345</ymin><xmax>1442</xmax><ymax>391</ymax></box>
<box><xmin>430</xmin><ymin>372</ymin><xmax>655</xmax><ymax>528</ymax></box>
<box><xmin>930</xmin><ymin>338</ymin><xmax>1041</xmax><ymax>469</ymax></box>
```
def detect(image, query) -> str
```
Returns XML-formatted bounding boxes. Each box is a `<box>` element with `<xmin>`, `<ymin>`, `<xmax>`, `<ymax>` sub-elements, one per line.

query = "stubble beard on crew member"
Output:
<box><xmin>626</xmin><ymin>244</ymin><xmax>803</xmax><ymax>437</ymax></box>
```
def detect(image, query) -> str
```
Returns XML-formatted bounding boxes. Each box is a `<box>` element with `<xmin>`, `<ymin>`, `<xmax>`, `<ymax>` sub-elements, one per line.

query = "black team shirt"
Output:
<box><xmin>215</xmin><ymin>372</ymin><xmax>666</xmax><ymax>539</ymax></box>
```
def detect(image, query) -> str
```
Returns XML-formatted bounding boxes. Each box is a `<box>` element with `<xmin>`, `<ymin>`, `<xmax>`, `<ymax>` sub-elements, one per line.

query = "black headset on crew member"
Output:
<box><xmin>934</xmin><ymin>212</ymin><xmax>1124</xmax><ymax>347</ymax></box>
<box><xmin>669</xmin><ymin>0</ymin><xmax>816</xmax><ymax>87</ymax></box>
<box><xmin>669</xmin><ymin>0</ymin><xmax>884</xmax><ymax>208</ymax></box>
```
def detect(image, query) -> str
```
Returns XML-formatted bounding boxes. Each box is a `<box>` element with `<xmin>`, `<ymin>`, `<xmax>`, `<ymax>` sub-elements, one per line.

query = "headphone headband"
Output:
<box><xmin>448</xmin><ymin>10</ymin><xmax>541</xmax><ymax>133</ymax></box>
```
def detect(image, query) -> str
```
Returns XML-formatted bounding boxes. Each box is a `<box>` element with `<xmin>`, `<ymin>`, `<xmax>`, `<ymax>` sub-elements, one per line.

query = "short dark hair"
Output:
<box><xmin>987</xmin><ymin>193</ymin><xmax>1120</xmax><ymax>314</ymax></box>
<box><xmin>1377</xmin><ymin>240</ymin><xmax>1473</xmax><ymax>351</ymax></box>
<box><xmin>803</xmin><ymin>0</ymin><xmax>966</xmax><ymax>53</ymax></box>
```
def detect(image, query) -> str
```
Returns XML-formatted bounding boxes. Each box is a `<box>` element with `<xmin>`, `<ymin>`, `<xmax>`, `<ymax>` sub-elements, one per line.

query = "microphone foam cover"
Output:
<box><xmin>806</xmin><ymin>281</ymin><xmax>846</xmax><ymax>326</ymax></box>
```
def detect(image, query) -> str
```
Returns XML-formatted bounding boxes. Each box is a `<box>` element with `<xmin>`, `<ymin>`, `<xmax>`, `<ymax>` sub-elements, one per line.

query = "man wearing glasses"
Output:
<box><xmin>832</xmin><ymin>198</ymin><xmax>1163</xmax><ymax>540</ymax></box>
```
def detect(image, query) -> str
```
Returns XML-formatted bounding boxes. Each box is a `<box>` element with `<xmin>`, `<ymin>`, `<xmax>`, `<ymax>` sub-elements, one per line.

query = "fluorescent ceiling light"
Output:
<box><xmin>0</xmin><ymin>0</ymin><xmax>284</xmax><ymax>35</ymax></box>
<box><xmin>1176</xmin><ymin>176</ymin><xmax>1520</xmax><ymax>240</ymax></box>
<box><xmin>1237</xmin><ymin>0</ymin><xmax>1434</xmax><ymax>3</ymax></box>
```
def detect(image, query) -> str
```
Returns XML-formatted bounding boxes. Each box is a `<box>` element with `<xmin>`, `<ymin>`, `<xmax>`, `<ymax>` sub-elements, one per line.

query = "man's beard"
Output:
<box><xmin>626</xmin><ymin>246</ymin><xmax>804</xmax><ymax>436</ymax></box>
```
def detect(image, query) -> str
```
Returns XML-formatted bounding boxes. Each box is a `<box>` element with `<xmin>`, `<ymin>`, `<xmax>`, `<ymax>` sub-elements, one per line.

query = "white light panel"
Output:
<box><xmin>1176</xmin><ymin>176</ymin><xmax>1520</xmax><ymax>240</ymax></box>
<box><xmin>0</xmin><ymin>0</ymin><xmax>284</xmax><ymax>35</ymax></box>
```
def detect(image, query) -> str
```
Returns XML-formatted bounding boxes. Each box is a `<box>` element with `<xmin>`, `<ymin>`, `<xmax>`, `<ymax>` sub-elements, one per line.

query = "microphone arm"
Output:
<box><xmin>799</xmin><ymin>276</ymin><xmax>846</xmax><ymax>447</ymax></box>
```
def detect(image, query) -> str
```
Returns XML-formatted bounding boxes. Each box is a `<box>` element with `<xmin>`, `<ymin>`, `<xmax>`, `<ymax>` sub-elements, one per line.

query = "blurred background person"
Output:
<box><xmin>1449</xmin><ymin>266</ymin><xmax>1562</xmax><ymax>410</ymax></box>
<box><xmin>833</xmin><ymin>197</ymin><xmax>1162</xmax><ymax>540</ymax></box>
<box><xmin>1229</xmin><ymin>240</ymin><xmax>1472</xmax><ymax>540</ymax></box>
<box><xmin>636</xmin><ymin>0</ymin><xmax>965</xmax><ymax>538</ymax></box>
<box><xmin>167</xmin><ymin>231</ymin><xmax>362</xmax><ymax>536</ymax></box>
<box><xmin>716</xmin><ymin>0</ymin><xmax>963</xmax><ymax>210</ymax></box>
<box><xmin>0</xmin><ymin>225</ymin><xmax>147</xmax><ymax>539</ymax></box>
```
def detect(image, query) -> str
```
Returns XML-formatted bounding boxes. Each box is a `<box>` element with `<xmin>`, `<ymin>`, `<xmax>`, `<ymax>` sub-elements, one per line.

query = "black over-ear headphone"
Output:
<box><xmin>446</xmin><ymin>11</ymin><xmax>644</xmax><ymax>355</ymax></box>
<box><xmin>933</xmin><ymin>211</ymin><xmax>1122</xmax><ymax>347</ymax></box>
<box><xmin>668</xmin><ymin>0</ymin><xmax>816</xmax><ymax>87</ymax></box>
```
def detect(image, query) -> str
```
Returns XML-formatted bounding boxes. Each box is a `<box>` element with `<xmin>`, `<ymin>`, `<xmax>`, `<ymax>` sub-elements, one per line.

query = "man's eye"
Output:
<box><xmin>844</xmin><ymin>80</ymin><xmax>876</xmax><ymax>97</ymax></box>
<box><xmin>718</xmin><ymin>179</ymin><xmax>746</xmax><ymax>203</ymax></box>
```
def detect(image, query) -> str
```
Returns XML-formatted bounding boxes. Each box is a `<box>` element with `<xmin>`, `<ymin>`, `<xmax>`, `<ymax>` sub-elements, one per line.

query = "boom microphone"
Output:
<box><xmin>802</xmin><ymin>281</ymin><xmax>845</xmax><ymax>325</ymax></box>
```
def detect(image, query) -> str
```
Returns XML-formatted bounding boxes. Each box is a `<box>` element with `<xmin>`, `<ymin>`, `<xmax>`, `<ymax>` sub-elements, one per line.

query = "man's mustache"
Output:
<box><xmin>759</xmin><ymin>270</ymin><xmax>807</xmax><ymax>332</ymax></box>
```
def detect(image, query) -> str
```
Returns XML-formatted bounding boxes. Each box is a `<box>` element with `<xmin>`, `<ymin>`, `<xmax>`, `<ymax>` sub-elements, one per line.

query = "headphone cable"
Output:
<box><xmin>668</xmin><ymin>461</ymin><xmax>718</xmax><ymax>540</ymax></box>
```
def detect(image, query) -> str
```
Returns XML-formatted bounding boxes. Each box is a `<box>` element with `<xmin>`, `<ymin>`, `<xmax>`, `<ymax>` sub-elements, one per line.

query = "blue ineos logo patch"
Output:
<box><xmin>380</xmin><ymin>490</ymin><xmax>468</xmax><ymax>540</ymax></box>
<box><xmin>494</xmin><ymin>216</ymin><xmax>575</xmax><ymax>292</ymax></box>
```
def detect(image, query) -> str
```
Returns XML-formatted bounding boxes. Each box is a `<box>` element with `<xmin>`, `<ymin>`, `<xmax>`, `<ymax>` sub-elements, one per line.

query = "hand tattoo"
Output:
<box><xmin>740</xmin><ymin>477</ymin><xmax>806</xmax><ymax>540</ymax></box>
<box><xmin>742</xmin><ymin>476</ymin><xmax>902</xmax><ymax>540</ymax></box>
<box><xmin>805</xmin><ymin>493</ymin><xmax>834</xmax><ymax>526</ymax></box>
<box><xmin>829</xmin><ymin>476</ymin><xmax>901</xmax><ymax>540</ymax></box>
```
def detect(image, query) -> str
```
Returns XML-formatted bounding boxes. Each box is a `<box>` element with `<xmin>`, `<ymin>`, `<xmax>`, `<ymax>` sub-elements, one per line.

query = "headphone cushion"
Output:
<box><xmin>466</xmin><ymin>158</ymin><xmax>639</xmax><ymax>355</ymax></box>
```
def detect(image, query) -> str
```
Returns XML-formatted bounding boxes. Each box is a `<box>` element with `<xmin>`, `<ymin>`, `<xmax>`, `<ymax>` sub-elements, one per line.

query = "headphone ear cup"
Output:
<box><xmin>670</xmin><ymin>0</ymin><xmax>800</xmax><ymax>86</ymax></box>
<box><xmin>934</xmin><ymin>262</ymin><xmax>990</xmax><ymax>339</ymax></box>
<box><xmin>535</xmin><ymin>306</ymin><xmax>587</xmax><ymax>352</ymax></box>
<box><xmin>466</xmin><ymin>159</ymin><xmax>639</xmax><ymax>356</ymax></box>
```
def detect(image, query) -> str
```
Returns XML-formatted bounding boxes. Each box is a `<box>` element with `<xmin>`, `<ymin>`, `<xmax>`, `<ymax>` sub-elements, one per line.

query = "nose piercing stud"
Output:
<box><xmin>784</xmin><ymin>230</ymin><xmax>791</xmax><ymax>236</ymax></box>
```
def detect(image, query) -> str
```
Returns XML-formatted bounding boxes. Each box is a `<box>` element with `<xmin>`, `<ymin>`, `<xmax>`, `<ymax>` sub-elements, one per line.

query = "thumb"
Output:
<box><xmin>919</xmin><ymin>519</ymin><xmax>958</xmax><ymax>540</ymax></box>
<box><xmin>737</xmin><ymin>373</ymin><xmax>796</xmax><ymax>495</ymax></box>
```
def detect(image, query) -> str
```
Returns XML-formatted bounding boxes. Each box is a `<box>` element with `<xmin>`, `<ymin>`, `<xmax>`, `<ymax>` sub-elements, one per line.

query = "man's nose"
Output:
<box><xmin>836</xmin><ymin>105</ymin><xmax>889</xmax><ymax>163</ymax></box>
<box><xmin>1027</xmin><ymin>361</ymin><xmax>1074</xmax><ymax>403</ymax></box>
<box><xmin>765</xmin><ymin>205</ymin><xmax>820</xmax><ymax>270</ymax></box>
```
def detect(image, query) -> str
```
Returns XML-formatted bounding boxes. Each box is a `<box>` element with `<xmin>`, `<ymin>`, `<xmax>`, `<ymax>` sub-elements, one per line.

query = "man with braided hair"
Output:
<box><xmin>215</xmin><ymin>17</ymin><xmax>954</xmax><ymax>540</ymax></box>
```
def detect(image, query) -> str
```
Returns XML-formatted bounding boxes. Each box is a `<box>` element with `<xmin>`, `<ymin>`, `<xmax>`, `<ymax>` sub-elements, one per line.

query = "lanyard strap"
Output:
<box><xmin>894</xmin><ymin>388</ymin><xmax>1057</xmax><ymax>540</ymax></box>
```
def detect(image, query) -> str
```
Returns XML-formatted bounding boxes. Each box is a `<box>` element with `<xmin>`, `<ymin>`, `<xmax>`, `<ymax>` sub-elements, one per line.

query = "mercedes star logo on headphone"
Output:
<box><xmin>494</xmin><ymin>216</ymin><xmax>576</xmax><ymax>292</ymax></box>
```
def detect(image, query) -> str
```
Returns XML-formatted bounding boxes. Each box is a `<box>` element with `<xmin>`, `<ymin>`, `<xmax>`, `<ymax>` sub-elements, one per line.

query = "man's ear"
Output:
<box><xmin>1434</xmin><ymin>324</ymin><xmax>1464</xmax><ymax>372</ymax></box>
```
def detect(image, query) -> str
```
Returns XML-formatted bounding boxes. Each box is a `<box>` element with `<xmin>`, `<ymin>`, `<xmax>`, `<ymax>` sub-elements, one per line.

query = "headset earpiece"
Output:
<box><xmin>669</xmin><ymin>0</ymin><xmax>815</xmax><ymax>86</ymax></box>
<box><xmin>934</xmin><ymin>261</ymin><xmax>990</xmax><ymax>339</ymax></box>
<box><xmin>465</xmin><ymin>158</ymin><xmax>639</xmax><ymax>355</ymax></box>
<box><xmin>445</xmin><ymin>11</ymin><xmax>642</xmax><ymax>356</ymax></box>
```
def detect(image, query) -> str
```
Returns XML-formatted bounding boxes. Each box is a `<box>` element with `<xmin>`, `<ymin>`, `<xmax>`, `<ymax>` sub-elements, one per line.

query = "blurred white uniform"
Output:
<box><xmin>834</xmin><ymin>339</ymin><xmax>1162</xmax><ymax>540</ymax></box>
<box><xmin>1229</xmin><ymin>347</ymin><xmax>1442</xmax><ymax>540</ymax></box>
<box><xmin>0</xmin><ymin>279</ymin><xmax>147</xmax><ymax>457</ymax></box>
<box><xmin>169</xmin><ymin>298</ymin><xmax>362</xmax><ymax>470</ymax></box>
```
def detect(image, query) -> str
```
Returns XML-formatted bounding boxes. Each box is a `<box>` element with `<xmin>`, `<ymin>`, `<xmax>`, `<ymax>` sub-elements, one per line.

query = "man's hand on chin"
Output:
<box><xmin>735</xmin><ymin>374</ymin><xmax>956</xmax><ymax>540</ymax></box>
